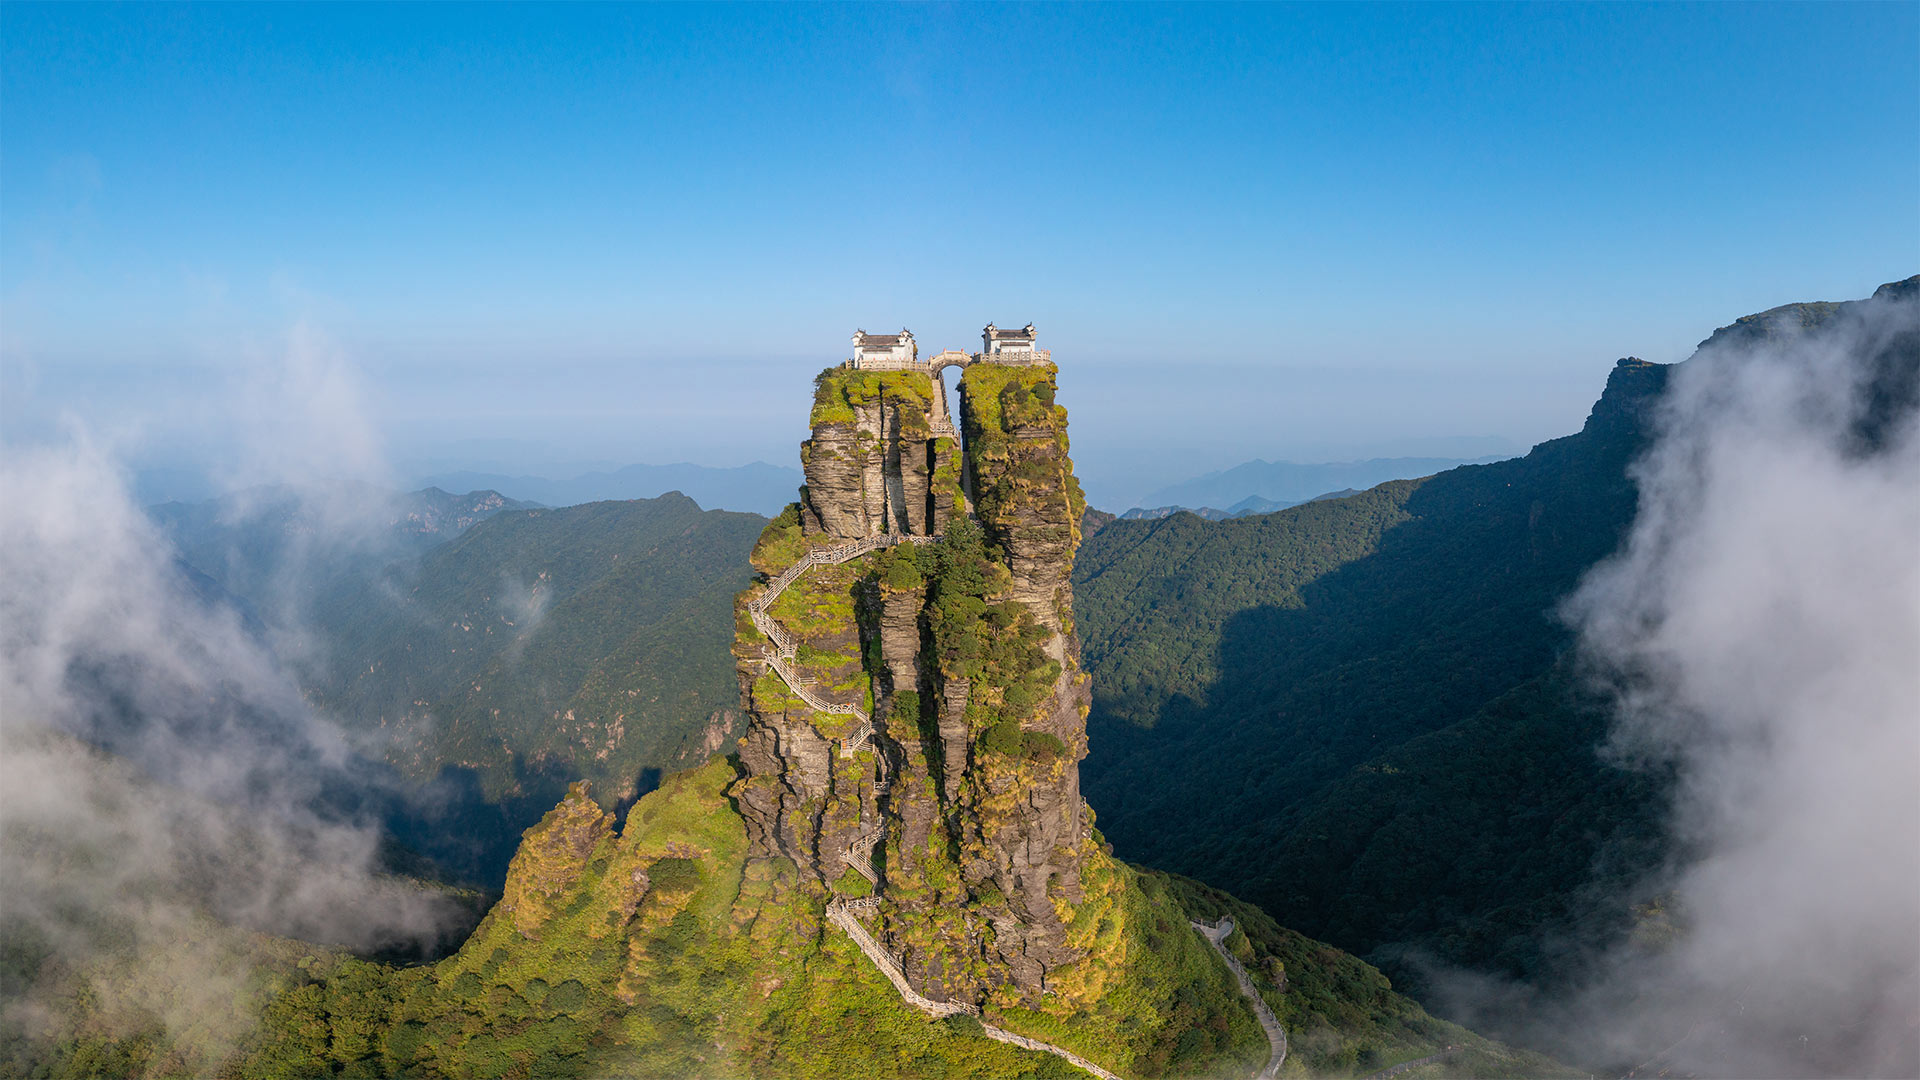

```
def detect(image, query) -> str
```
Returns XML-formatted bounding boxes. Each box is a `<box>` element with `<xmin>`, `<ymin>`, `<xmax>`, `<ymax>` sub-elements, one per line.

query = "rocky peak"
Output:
<box><xmin>733</xmin><ymin>358</ymin><xmax>1097</xmax><ymax>1003</ymax></box>
<box><xmin>798</xmin><ymin>369</ymin><xmax>959</xmax><ymax>540</ymax></box>
<box><xmin>497</xmin><ymin>780</ymin><xmax>615</xmax><ymax>939</ymax></box>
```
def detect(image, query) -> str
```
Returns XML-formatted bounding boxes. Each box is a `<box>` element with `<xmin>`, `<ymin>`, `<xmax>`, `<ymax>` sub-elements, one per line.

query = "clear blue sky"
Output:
<box><xmin>4</xmin><ymin>2</ymin><xmax>1915</xmax><ymax>507</ymax></box>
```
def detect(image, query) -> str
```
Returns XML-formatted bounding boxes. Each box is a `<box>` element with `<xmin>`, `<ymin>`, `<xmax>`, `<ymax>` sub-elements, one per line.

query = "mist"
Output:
<box><xmin>1446</xmin><ymin>285</ymin><xmax>1920</xmax><ymax>1075</ymax></box>
<box><xmin>0</xmin><ymin>335</ymin><xmax>467</xmax><ymax>1066</ymax></box>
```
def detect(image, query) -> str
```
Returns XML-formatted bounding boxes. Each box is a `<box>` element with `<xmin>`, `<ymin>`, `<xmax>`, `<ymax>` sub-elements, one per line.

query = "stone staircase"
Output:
<box><xmin>747</xmin><ymin>532</ymin><xmax>938</xmax><ymax>757</ymax></box>
<box><xmin>1192</xmin><ymin>918</ymin><xmax>1288</xmax><ymax>1079</ymax></box>
<box><xmin>772</xmin><ymin>536</ymin><xmax>1124</xmax><ymax>1080</ymax></box>
<box><xmin>843</xmin><ymin>823</ymin><xmax>885</xmax><ymax>885</ymax></box>
<box><xmin>827</xmin><ymin>897</ymin><xmax>978</xmax><ymax>1018</ymax></box>
<box><xmin>823</xmin><ymin>899</ymin><xmax>1121</xmax><ymax>1080</ymax></box>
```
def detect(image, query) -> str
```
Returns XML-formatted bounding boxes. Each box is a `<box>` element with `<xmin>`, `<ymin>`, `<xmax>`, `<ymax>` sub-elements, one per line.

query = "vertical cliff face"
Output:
<box><xmin>799</xmin><ymin>371</ymin><xmax>946</xmax><ymax>540</ymax></box>
<box><xmin>956</xmin><ymin>363</ymin><xmax>1089</xmax><ymax>700</ymax></box>
<box><xmin>232</xmin><ymin>351</ymin><xmax>1500</xmax><ymax>1080</ymax></box>
<box><xmin>733</xmin><ymin>359</ymin><xmax>1096</xmax><ymax>1003</ymax></box>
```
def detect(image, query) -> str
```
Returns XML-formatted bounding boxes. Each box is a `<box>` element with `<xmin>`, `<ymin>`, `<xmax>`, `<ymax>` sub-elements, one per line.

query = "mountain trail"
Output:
<box><xmin>1193</xmin><ymin>917</ymin><xmax>1288</xmax><ymax>1079</ymax></box>
<box><xmin>827</xmin><ymin>898</ymin><xmax>1121</xmax><ymax>1079</ymax></box>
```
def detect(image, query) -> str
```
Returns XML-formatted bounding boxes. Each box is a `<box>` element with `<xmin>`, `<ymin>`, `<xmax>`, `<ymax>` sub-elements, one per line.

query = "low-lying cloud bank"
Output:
<box><xmin>0</xmin><ymin>335</ymin><xmax>466</xmax><ymax>1063</ymax></box>
<box><xmin>1462</xmin><ymin>283</ymin><xmax>1919</xmax><ymax>1076</ymax></box>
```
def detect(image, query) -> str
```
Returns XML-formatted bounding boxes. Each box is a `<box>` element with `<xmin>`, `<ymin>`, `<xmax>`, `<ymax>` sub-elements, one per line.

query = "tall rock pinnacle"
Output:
<box><xmin>732</xmin><ymin>342</ymin><xmax>1095</xmax><ymax>1003</ymax></box>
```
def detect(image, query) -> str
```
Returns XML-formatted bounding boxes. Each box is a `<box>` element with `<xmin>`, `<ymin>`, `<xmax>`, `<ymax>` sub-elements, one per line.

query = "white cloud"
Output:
<box><xmin>1556</xmin><ymin>287</ymin><xmax>1920</xmax><ymax>1076</ymax></box>
<box><xmin>0</xmin><ymin>334</ymin><xmax>461</xmax><ymax>1064</ymax></box>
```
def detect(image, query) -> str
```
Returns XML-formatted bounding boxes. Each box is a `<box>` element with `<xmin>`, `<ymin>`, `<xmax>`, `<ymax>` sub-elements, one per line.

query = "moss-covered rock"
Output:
<box><xmin>802</xmin><ymin>369</ymin><xmax>943</xmax><ymax>539</ymax></box>
<box><xmin>231</xmin><ymin>756</ymin><xmax>1571</xmax><ymax>1079</ymax></box>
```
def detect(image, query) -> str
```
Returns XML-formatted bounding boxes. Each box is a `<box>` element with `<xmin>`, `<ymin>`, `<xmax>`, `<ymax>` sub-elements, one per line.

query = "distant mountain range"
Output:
<box><xmin>149</xmin><ymin>484</ymin><xmax>537</xmax><ymax>612</ymax></box>
<box><xmin>411</xmin><ymin>461</ymin><xmax>802</xmax><ymax>515</ymax></box>
<box><xmin>149</xmin><ymin>487</ymin><xmax>767</xmax><ymax>885</ymax></box>
<box><xmin>1120</xmin><ymin>488</ymin><xmax>1362</xmax><ymax>521</ymax></box>
<box><xmin>1130</xmin><ymin>455</ymin><xmax>1512</xmax><ymax>517</ymax></box>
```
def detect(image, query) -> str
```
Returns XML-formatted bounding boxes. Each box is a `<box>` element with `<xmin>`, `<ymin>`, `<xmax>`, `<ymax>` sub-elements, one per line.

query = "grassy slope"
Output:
<box><xmin>231</xmin><ymin>759</ymin><xmax>1569</xmax><ymax>1080</ymax></box>
<box><xmin>1162</xmin><ymin>874</ymin><xmax>1574</xmax><ymax>1079</ymax></box>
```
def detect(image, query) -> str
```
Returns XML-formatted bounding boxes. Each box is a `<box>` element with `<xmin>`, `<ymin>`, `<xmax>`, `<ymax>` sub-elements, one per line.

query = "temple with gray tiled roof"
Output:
<box><xmin>981</xmin><ymin>322</ymin><xmax>1038</xmax><ymax>356</ymax></box>
<box><xmin>847</xmin><ymin>323</ymin><xmax>1048</xmax><ymax>370</ymax></box>
<box><xmin>851</xmin><ymin>328</ymin><xmax>918</xmax><ymax>369</ymax></box>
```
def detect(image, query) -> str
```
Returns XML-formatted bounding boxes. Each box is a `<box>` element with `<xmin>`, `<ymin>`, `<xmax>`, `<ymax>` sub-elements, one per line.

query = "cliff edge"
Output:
<box><xmin>735</xmin><ymin>359</ymin><xmax>1098</xmax><ymax>1002</ymax></box>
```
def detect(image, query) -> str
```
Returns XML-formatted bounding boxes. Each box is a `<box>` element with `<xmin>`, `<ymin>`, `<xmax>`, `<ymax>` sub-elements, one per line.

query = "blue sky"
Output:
<box><xmin>4</xmin><ymin>2</ymin><xmax>1915</xmax><ymax>507</ymax></box>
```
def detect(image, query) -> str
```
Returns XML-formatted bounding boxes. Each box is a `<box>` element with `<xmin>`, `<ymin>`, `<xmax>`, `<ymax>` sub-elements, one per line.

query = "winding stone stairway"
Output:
<box><xmin>747</xmin><ymin>533</ymin><xmax>938</xmax><ymax>757</ymax></box>
<box><xmin>843</xmin><ymin>823</ymin><xmax>884</xmax><ymax>885</ymax></box>
<box><xmin>825</xmin><ymin>898</ymin><xmax>1122</xmax><ymax>1080</ymax></box>
<box><xmin>757</xmin><ymin>535</ymin><xmax>1124</xmax><ymax>1079</ymax></box>
<box><xmin>755</xmin><ymin>539</ymin><xmax>1287</xmax><ymax>1080</ymax></box>
<box><xmin>1193</xmin><ymin>918</ymin><xmax>1288</xmax><ymax>1079</ymax></box>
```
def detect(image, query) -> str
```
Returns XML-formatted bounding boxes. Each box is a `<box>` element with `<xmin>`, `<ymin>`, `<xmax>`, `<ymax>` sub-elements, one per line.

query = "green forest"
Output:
<box><xmin>1074</xmin><ymin>358</ymin><xmax>1675</xmax><ymax>998</ymax></box>
<box><xmin>155</xmin><ymin>493</ymin><xmax>767</xmax><ymax>886</ymax></box>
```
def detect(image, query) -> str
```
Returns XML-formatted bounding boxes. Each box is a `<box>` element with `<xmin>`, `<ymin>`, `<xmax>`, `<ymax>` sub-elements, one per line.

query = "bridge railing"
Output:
<box><xmin>841</xmin><ymin>720</ymin><xmax>875</xmax><ymax>758</ymax></box>
<box><xmin>844</xmin><ymin>823</ymin><xmax>885</xmax><ymax>883</ymax></box>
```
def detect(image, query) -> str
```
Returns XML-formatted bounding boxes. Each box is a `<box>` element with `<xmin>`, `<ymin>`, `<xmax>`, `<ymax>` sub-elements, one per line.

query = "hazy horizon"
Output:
<box><xmin>4</xmin><ymin>6</ymin><xmax>1915</xmax><ymax>1076</ymax></box>
<box><xmin>5</xmin><ymin>3</ymin><xmax>1914</xmax><ymax>511</ymax></box>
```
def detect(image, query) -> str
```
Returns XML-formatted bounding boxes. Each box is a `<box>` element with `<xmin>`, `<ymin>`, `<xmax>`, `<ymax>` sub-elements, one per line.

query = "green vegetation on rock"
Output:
<box><xmin>226</xmin><ymin>757</ymin><xmax>1545</xmax><ymax>1079</ymax></box>
<box><xmin>916</xmin><ymin>518</ymin><xmax>1059</xmax><ymax>740</ymax></box>
<box><xmin>960</xmin><ymin>362</ymin><xmax>1087</xmax><ymax>558</ymax></box>
<box><xmin>811</xmin><ymin>368</ymin><xmax>935</xmax><ymax>431</ymax></box>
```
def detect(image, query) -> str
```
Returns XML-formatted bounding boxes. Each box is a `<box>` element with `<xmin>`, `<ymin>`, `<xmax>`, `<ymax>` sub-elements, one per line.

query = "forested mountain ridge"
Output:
<box><xmin>1074</xmin><ymin>277</ymin><xmax>1919</xmax><ymax>1006</ymax></box>
<box><xmin>1077</xmin><ymin>356</ymin><xmax>1663</xmax><ymax>739</ymax></box>
<box><xmin>152</xmin><ymin>488</ymin><xmax>768</xmax><ymax>886</ymax></box>
<box><xmin>1077</xmin><ymin>356</ymin><xmax>1674</xmax><ymax>984</ymax></box>
<box><xmin>306</xmin><ymin>495</ymin><xmax>763</xmax><ymax>816</ymax></box>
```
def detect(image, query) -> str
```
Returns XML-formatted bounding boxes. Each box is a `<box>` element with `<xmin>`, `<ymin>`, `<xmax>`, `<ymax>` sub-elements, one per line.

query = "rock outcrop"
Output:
<box><xmin>224</xmin><ymin>347</ymin><xmax>1543</xmax><ymax>1080</ymax></box>
<box><xmin>799</xmin><ymin>370</ymin><xmax>946</xmax><ymax>539</ymax></box>
<box><xmin>733</xmin><ymin>358</ymin><xmax>1097</xmax><ymax>1004</ymax></box>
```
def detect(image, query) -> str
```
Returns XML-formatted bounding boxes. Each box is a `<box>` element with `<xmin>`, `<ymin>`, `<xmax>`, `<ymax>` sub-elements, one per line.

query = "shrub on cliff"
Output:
<box><xmin>923</xmin><ymin>519</ymin><xmax>1056</xmax><ymax>737</ymax></box>
<box><xmin>980</xmin><ymin>718</ymin><xmax>1066</xmax><ymax>762</ymax></box>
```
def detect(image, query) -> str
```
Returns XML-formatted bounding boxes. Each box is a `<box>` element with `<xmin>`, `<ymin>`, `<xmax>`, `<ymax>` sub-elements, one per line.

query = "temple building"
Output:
<box><xmin>851</xmin><ymin>328</ymin><xmax>918</xmax><ymax>369</ymax></box>
<box><xmin>982</xmin><ymin>323</ymin><xmax>1038</xmax><ymax>357</ymax></box>
<box><xmin>846</xmin><ymin>323</ymin><xmax>1047</xmax><ymax>370</ymax></box>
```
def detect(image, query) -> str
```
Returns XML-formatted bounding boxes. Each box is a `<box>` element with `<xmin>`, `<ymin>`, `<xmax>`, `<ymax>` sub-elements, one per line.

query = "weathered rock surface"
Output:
<box><xmin>497</xmin><ymin>781</ymin><xmax>615</xmax><ymax>939</ymax></box>
<box><xmin>736</xmin><ymin>359</ymin><xmax>1094</xmax><ymax>1004</ymax></box>
<box><xmin>948</xmin><ymin>363</ymin><xmax>1095</xmax><ymax>969</ymax></box>
<box><xmin>800</xmin><ymin>371</ymin><xmax>941</xmax><ymax>540</ymax></box>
